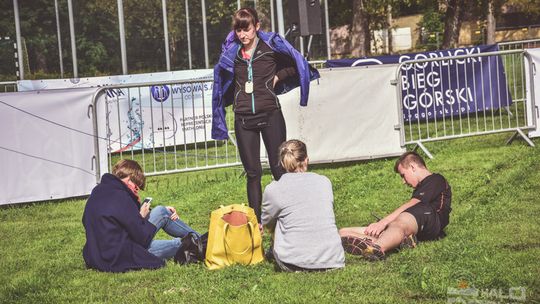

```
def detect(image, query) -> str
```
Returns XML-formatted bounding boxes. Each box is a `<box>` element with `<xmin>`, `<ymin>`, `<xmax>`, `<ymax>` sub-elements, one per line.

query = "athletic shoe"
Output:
<box><xmin>399</xmin><ymin>234</ymin><xmax>418</xmax><ymax>250</ymax></box>
<box><xmin>341</xmin><ymin>236</ymin><xmax>386</xmax><ymax>261</ymax></box>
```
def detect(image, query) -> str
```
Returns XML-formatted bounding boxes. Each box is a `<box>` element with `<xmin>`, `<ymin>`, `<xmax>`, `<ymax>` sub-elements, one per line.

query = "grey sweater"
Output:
<box><xmin>262</xmin><ymin>172</ymin><xmax>345</xmax><ymax>269</ymax></box>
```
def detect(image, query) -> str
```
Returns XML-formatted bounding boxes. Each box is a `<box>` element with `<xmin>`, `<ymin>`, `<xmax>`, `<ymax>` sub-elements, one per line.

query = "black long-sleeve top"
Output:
<box><xmin>233</xmin><ymin>39</ymin><xmax>297</xmax><ymax>114</ymax></box>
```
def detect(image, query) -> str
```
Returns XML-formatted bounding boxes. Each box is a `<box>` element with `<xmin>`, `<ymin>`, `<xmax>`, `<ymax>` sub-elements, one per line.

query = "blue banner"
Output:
<box><xmin>327</xmin><ymin>45</ymin><xmax>512</xmax><ymax>122</ymax></box>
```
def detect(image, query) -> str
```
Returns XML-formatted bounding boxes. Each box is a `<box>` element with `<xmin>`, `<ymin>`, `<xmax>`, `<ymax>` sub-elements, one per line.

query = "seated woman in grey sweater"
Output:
<box><xmin>261</xmin><ymin>139</ymin><xmax>345</xmax><ymax>272</ymax></box>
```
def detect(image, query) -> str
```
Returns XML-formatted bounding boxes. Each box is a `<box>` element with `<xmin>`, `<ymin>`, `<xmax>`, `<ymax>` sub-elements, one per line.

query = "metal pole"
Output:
<box><xmin>324</xmin><ymin>0</ymin><xmax>330</xmax><ymax>60</ymax></box>
<box><xmin>270</xmin><ymin>0</ymin><xmax>275</xmax><ymax>32</ymax></box>
<box><xmin>276</xmin><ymin>0</ymin><xmax>285</xmax><ymax>36</ymax></box>
<box><xmin>13</xmin><ymin>0</ymin><xmax>24</xmax><ymax>79</ymax></box>
<box><xmin>201</xmin><ymin>0</ymin><xmax>209</xmax><ymax>68</ymax></box>
<box><xmin>54</xmin><ymin>0</ymin><xmax>64</xmax><ymax>78</ymax></box>
<box><xmin>162</xmin><ymin>0</ymin><xmax>171</xmax><ymax>71</ymax></box>
<box><xmin>67</xmin><ymin>0</ymin><xmax>78</xmax><ymax>77</ymax></box>
<box><xmin>117</xmin><ymin>0</ymin><xmax>128</xmax><ymax>74</ymax></box>
<box><xmin>185</xmin><ymin>0</ymin><xmax>192</xmax><ymax>69</ymax></box>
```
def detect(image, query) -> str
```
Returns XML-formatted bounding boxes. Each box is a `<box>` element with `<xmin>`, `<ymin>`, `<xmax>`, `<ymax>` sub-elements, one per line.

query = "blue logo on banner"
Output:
<box><xmin>151</xmin><ymin>85</ymin><xmax>170</xmax><ymax>102</ymax></box>
<box><xmin>327</xmin><ymin>44</ymin><xmax>512</xmax><ymax>123</ymax></box>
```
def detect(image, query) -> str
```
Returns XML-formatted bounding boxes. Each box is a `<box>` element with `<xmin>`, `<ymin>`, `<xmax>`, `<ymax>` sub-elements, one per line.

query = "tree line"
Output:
<box><xmin>341</xmin><ymin>0</ymin><xmax>538</xmax><ymax>57</ymax></box>
<box><xmin>0</xmin><ymin>0</ymin><xmax>538</xmax><ymax>79</ymax></box>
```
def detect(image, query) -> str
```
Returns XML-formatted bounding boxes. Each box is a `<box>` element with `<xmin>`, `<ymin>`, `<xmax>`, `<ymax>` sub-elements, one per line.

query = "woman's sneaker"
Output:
<box><xmin>341</xmin><ymin>236</ymin><xmax>386</xmax><ymax>261</ymax></box>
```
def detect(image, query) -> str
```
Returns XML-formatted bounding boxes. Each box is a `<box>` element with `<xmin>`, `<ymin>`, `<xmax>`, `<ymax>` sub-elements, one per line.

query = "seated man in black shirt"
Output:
<box><xmin>339</xmin><ymin>151</ymin><xmax>451</xmax><ymax>261</ymax></box>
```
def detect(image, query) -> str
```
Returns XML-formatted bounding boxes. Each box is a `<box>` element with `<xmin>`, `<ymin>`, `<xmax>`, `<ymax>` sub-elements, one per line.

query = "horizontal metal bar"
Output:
<box><xmin>144</xmin><ymin>162</ymin><xmax>243</xmax><ymax>177</ymax></box>
<box><xmin>404</xmin><ymin>127</ymin><xmax>535</xmax><ymax>145</ymax></box>
<box><xmin>395</xmin><ymin>49</ymin><xmax>524</xmax><ymax>79</ymax></box>
<box><xmin>94</xmin><ymin>78</ymin><xmax>213</xmax><ymax>93</ymax></box>
<box><xmin>498</xmin><ymin>38</ymin><xmax>540</xmax><ymax>46</ymax></box>
<box><xmin>307</xmin><ymin>152</ymin><xmax>405</xmax><ymax>165</ymax></box>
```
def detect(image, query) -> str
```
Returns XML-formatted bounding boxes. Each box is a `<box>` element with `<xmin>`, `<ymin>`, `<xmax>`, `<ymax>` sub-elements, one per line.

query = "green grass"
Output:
<box><xmin>1</xmin><ymin>133</ymin><xmax>540</xmax><ymax>303</ymax></box>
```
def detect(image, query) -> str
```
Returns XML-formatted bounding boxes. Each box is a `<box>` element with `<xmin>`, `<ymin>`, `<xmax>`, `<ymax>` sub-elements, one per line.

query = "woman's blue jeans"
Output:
<box><xmin>147</xmin><ymin>206</ymin><xmax>199</xmax><ymax>260</ymax></box>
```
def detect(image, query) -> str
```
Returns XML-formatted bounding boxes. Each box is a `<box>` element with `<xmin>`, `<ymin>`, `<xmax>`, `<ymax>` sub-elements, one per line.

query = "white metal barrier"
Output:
<box><xmin>0</xmin><ymin>81</ymin><xmax>17</xmax><ymax>92</ymax></box>
<box><xmin>394</xmin><ymin>49</ymin><xmax>536</xmax><ymax>158</ymax></box>
<box><xmin>499</xmin><ymin>38</ymin><xmax>540</xmax><ymax>50</ymax></box>
<box><xmin>91</xmin><ymin>78</ymin><xmax>241</xmax><ymax>179</ymax></box>
<box><xmin>308</xmin><ymin>60</ymin><xmax>327</xmax><ymax>69</ymax></box>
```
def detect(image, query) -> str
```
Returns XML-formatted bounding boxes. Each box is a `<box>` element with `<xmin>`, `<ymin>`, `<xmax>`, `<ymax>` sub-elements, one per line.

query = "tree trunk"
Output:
<box><xmin>486</xmin><ymin>0</ymin><xmax>496</xmax><ymax>44</ymax></box>
<box><xmin>350</xmin><ymin>0</ymin><xmax>370</xmax><ymax>57</ymax></box>
<box><xmin>441</xmin><ymin>0</ymin><xmax>463</xmax><ymax>49</ymax></box>
<box><xmin>35</xmin><ymin>50</ymin><xmax>48</xmax><ymax>73</ymax></box>
<box><xmin>387</xmin><ymin>4</ymin><xmax>393</xmax><ymax>54</ymax></box>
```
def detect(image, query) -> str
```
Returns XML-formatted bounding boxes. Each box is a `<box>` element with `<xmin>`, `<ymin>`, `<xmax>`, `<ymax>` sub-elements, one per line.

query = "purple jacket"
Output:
<box><xmin>211</xmin><ymin>30</ymin><xmax>320</xmax><ymax>140</ymax></box>
<box><xmin>82</xmin><ymin>174</ymin><xmax>164</xmax><ymax>272</ymax></box>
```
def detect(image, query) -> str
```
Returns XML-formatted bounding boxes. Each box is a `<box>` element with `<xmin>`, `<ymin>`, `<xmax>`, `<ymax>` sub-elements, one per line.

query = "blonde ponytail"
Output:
<box><xmin>279</xmin><ymin>139</ymin><xmax>308</xmax><ymax>173</ymax></box>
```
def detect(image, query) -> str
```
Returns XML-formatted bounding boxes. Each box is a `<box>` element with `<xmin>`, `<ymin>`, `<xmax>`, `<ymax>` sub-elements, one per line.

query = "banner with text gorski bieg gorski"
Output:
<box><xmin>327</xmin><ymin>44</ymin><xmax>512</xmax><ymax>122</ymax></box>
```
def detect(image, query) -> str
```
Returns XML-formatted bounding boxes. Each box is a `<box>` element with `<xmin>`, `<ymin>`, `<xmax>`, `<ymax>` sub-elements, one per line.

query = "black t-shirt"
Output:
<box><xmin>412</xmin><ymin>173</ymin><xmax>452</xmax><ymax>229</ymax></box>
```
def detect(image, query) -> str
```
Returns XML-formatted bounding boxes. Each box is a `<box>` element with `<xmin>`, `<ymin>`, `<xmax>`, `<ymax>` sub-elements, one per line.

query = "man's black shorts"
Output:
<box><xmin>404</xmin><ymin>203</ymin><xmax>441</xmax><ymax>241</ymax></box>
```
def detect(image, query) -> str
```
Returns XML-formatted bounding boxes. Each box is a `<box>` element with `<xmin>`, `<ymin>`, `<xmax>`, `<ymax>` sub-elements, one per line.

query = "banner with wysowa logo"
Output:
<box><xmin>327</xmin><ymin>44</ymin><xmax>512</xmax><ymax>123</ymax></box>
<box><xmin>18</xmin><ymin>69</ymin><xmax>214</xmax><ymax>152</ymax></box>
<box><xmin>103</xmin><ymin>81</ymin><xmax>213</xmax><ymax>153</ymax></box>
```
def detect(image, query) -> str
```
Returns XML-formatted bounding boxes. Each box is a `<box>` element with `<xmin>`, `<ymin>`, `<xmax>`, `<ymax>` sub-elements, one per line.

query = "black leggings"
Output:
<box><xmin>234</xmin><ymin>109</ymin><xmax>286</xmax><ymax>221</ymax></box>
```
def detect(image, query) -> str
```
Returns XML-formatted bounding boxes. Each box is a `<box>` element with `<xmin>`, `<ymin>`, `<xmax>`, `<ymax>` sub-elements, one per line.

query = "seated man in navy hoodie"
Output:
<box><xmin>82</xmin><ymin>159</ymin><xmax>199</xmax><ymax>272</ymax></box>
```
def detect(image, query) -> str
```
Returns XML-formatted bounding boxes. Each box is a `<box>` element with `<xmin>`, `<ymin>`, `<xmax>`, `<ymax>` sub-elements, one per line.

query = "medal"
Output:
<box><xmin>245</xmin><ymin>81</ymin><xmax>253</xmax><ymax>94</ymax></box>
<box><xmin>243</xmin><ymin>38</ymin><xmax>258</xmax><ymax>96</ymax></box>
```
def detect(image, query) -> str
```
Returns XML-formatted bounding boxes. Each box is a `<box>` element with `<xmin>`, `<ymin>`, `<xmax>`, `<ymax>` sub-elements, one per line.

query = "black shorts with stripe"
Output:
<box><xmin>404</xmin><ymin>203</ymin><xmax>442</xmax><ymax>241</ymax></box>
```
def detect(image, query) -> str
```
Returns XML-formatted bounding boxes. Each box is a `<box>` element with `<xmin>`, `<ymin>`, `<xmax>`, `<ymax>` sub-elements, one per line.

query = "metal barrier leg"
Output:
<box><xmin>413</xmin><ymin>142</ymin><xmax>434</xmax><ymax>159</ymax></box>
<box><xmin>503</xmin><ymin>106</ymin><xmax>513</xmax><ymax>117</ymax></box>
<box><xmin>506</xmin><ymin>129</ymin><xmax>535</xmax><ymax>147</ymax></box>
<box><xmin>227</xmin><ymin>130</ymin><xmax>238</xmax><ymax>147</ymax></box>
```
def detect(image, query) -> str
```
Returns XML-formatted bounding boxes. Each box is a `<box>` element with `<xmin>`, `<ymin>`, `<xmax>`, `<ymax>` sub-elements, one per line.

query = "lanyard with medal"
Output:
<box><xmin>244</xmin><ymin>38</ymin><xmax>259</xmax><ymax>100</ymax></box>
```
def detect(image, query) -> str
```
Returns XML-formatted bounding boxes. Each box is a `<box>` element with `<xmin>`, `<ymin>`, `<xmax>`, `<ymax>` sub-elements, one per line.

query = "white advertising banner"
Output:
<box><xmin>525</xmin><ymin>48</ymin><xmax>540</xmax><ymax>138</ymax></box>
<box><xmin>279</xmin><ymin>66</ymin><xmax>405</xmax><ymax>163</ymax></box>
<box><xmin>16</xmin><ymin>69</ymin><xmax>213</xmax><ymax>91</ymax></box>
<box><xmin>0</xmin><ymin>87</ymin><xmax>105</xmax><ymax>205</ymax></box>
<box><xmin>3</xmin><ymin>67</ymin><xmax>405</xmax><ymax>205</ymax></box>
<box><xmin>18</xmin><ymin>69</ymin><xmax>215</xmax><ymax>150</ymax></box>
<box><xmin>100</xmin><ymin>81</ymin><xmax>213</xmax><ymax>152</ymax></box>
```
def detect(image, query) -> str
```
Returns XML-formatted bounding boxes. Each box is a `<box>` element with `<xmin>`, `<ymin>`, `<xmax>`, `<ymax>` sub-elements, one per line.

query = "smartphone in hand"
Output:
<box><xmin>142</xmin><ymin>197</ymin><xmax>152</xmax><ymax>207</ymax></box>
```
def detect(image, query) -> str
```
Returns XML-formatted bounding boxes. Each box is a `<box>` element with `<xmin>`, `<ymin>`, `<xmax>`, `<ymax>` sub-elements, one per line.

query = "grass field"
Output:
<box><xmin>1</xmin><ymin>133</ymin><xmax>539</xmax><ymax>303</ymax></box>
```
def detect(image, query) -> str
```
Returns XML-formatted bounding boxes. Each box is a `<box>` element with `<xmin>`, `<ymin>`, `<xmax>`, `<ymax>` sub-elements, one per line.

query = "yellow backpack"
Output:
<box><xmin>205</xmin><ymin>204</ymin><xmax>264</xmax><ymax>270</ymax></box>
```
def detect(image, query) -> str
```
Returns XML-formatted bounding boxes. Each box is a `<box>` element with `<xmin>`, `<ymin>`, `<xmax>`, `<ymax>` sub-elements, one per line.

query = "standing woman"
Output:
<box><xmin>212</xmin><ymin>7</ymin><xmax>319</xmax><ymax>223</ymax></box>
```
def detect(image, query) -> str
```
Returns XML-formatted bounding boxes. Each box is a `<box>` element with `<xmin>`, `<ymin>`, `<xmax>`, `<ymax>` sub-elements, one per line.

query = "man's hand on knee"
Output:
<box><xmin>363</xmin><ymin>221</ymin><xmax>387</xmax><ymax>238</ymax></box>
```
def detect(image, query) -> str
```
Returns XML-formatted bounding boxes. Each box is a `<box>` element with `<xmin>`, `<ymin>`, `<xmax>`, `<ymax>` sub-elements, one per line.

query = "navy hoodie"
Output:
<box><xmin>82</xmin><ymin>173</ymin><xmax>164</xmax><ymax>272</ymax></box>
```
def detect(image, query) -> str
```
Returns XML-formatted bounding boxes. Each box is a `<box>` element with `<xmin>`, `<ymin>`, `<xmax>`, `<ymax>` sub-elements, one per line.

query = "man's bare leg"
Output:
<box><xmin>339</xmin><ymin>227</ymin><xmax>377</xmax><ymax>242</ymax></box>
<box><xmin>339</xmin><ymin>227</ymin><xmax>380</xmax><ymax>256</ymax></box>
<box><xmin>339</xmin><ymin>212</ymin><xmax>418</xmax><ymax>260</ymax></box>
<box><xmin>374</xmin><ymin>212</ymin><xmax>418</xmax><ymax>253</ymax></box>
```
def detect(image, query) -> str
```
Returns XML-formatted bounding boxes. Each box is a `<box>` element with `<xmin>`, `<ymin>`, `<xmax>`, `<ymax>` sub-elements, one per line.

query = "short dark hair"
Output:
<box><xmin>112</xmin><ymin>159</ymin><xmax>146</xmax><ymax>190</ymax></box>
<box><xmin>394</xmin><ymin>151</ymin><xmax>426</xmax><ymax>173</ymax></box>
<box><xmin>232</xmin><ymin>7</ymin><xmax>259</xmax><ymax>31</ymax></box>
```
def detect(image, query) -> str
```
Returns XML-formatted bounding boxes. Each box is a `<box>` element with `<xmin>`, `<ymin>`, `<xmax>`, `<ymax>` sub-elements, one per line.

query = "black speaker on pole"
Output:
<box><xmin>288</xmin><ymin>0</ymin><xmax>322</xmax><ymax>36</ymax></box>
